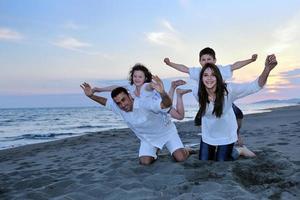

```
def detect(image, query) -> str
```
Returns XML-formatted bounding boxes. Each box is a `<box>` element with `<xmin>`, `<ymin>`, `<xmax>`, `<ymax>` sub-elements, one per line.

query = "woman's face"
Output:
<box><xmin>202</xmin><ymin>67</ymin><xmax>217</xmax><ymax>90</ymax></box>
<box><xmin>133</xmin><ymin>70</ymin><xmax>146</xmax><ymax>87</ymax></box>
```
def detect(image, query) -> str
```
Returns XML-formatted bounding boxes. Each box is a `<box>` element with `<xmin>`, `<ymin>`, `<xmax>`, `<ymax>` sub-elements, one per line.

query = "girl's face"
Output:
<box><xmin>133</xmin><ymin>70</ymin><xmax>146</xmax><ymax>87</ymax></box>
<box><xmin>202</xmin><ymin>67</ymin><xmax>217</xmax><ymax>89</ymax></box>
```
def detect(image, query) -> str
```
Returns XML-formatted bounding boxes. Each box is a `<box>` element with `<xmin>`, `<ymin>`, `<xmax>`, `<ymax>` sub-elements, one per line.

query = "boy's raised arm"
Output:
<box><xmin>164</xmin><ymin>58</ymin><xmax>189</xmax><ymax>74</ymax></box>
<box><xmin>231</xmin><ymin>54</ymin><xmax>258</xmax><ymax>71</ymax></box>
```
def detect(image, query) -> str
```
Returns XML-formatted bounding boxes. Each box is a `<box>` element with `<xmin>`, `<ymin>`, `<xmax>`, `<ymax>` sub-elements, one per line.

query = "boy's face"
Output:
<box><xmin>199</xmin><ymin>54</ymin><xmax>216</xmax><ymax>67</ymax></box>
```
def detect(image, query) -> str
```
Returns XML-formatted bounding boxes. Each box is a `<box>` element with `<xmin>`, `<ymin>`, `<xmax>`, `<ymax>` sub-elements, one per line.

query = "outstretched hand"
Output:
<box><xmin>150</xmin><ymin>75</ymin><xmax>165</xmax><ymax>94</ymax></box>
<box><xmin>164</xmin><ymin>58</ymin><xmax>171</xmax><ymax>65</ymax></box>
<box><xmin>265</xmin><ymin>54</ymin><xmax>278</xmax><ymax>72</ymax></box>
<box><xmin>80</xmin><ymin>82</ymin><xmax>94</xmax><ymax>97</ymax></box>
<box><xmin>251</xmin><ymin>54</ymin><xmax>258</xmax><ymax>62</ymax></box>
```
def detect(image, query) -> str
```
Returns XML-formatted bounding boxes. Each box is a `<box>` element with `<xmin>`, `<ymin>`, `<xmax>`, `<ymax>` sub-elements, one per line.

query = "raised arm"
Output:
<box><xmin>92</xmin><ymin>85</ymin><xmax>119</xmax><ymax>93</ymax></box>
<box><xmin>258</xmin><ymin>54</ymin><xmax>278</xmax><ymax>87</ymax></box>
<box><xmin>150</xmin><ymin>75</ymin><xmax>172</xmax><ymax>109</ymax></box>
<box><xmin>164</xmin><ymin>58</ymin><xmax>189</xmax><ymax>74</ymax></box>
<box><xmin>231</xmin><ymin>54</ymin><xmax>258</xmax><ymax>71</ymax></box>
<box><xmin>80</xmin><ymin>82</ymin><xmax>107</xmax><ymax>106</ymax></box>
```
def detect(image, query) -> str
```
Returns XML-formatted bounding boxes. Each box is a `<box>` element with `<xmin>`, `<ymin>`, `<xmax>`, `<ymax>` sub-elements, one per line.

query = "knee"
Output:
<box><xmin>139</xmin><ymin>156</ymin><xmax>155</xmax><ymax>165</ymax></box>
<box><xmin>172</xmin><ymin>149</ymin><xmax>188</xmax><ymax>162</ymax></box>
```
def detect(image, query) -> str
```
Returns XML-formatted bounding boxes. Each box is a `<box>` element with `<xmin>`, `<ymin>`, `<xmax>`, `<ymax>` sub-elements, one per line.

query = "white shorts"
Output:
<box><xmin>138</xmin><ymin>133</ymin><xmax>184</xmax><ymax>159</ymax></box>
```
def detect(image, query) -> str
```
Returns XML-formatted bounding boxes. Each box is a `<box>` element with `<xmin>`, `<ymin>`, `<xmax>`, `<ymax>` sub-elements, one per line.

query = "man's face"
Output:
<box><xmin>113</xmin><ymin>92</ymin><xmax>133</xmax><ymax>112</ymax></box>
<box><xmin>199</xmin><ymin>54</ymin><xmax>216</xmax><ymax>67</ymax></box>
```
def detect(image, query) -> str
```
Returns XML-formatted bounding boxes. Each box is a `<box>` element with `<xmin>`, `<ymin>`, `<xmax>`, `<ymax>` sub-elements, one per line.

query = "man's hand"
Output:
<box><xmin>251</xmin><ymin>54</ymin><xmax>258</xmax><ymax>62</ymax></box>
<box><xmin>265</xmin><ymin>54</ymin><xmax>278</xmax><ymax>72</ymax></box>
<box><xmin>164</xmin><ymin>58</ymin><xmax>171</xmax><ymax>66</ymax></box>
<box><xmin>80</xmin><ymin>82</ymin><xmax>94</xmax><ymax>97</ymax></box>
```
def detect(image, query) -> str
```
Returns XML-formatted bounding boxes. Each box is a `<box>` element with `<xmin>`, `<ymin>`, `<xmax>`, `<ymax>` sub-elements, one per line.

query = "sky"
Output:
<box><xmin>0</xmin><ymin>0</ymin><xmax>300</xmax><ymax>107</ymax></box>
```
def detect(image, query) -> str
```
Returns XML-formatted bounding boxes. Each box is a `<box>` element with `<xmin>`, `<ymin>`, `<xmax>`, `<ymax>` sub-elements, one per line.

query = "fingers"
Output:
<box><xmin>252</xmin><ymin>54</ymin><xmax>258</xmax><ymax>61</ymax></box>
<box><xmin>267</xmin><ymin>54</ymin><xmax>277</xmax><ymax>64</ymax></box>
<box><xmin>152</xmin><ymin>75</ymin><xmax>162</xmax><ymax>84</ymax></box>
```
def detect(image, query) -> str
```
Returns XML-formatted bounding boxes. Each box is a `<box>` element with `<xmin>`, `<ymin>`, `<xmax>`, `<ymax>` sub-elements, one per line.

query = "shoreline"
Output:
<box><xmin>1</xmin><ymin>105</ymin><xmax>300</xmax><ymax>199</ymax></box>
<box><xmin>1</xmin><ymin>104</ymin><xmax>299</xmax><ymax>152</ymax></box>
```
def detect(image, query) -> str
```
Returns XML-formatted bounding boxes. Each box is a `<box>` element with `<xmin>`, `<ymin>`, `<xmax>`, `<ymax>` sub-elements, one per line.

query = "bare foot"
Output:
<box><xmin>237</xmin><ymin>145</ymin><xmax>256</xmax><ymax>157</ymax></box>
<box><xmin>171</xmin><ymin>80</ymin><xmax>186</xmax><ymax>89</ymax></box>
<box><xmin>176</xmin><ymin>88</ymin><xmax>192</xmax><ymax>96</ymax></box>
<box><xmin>185</xmin><ymin>147</ymin><xmax>197</xmax><ymax>155</ymax></box>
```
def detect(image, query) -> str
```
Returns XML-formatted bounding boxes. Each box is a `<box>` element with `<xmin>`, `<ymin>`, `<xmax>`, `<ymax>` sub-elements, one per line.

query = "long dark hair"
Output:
<box><xmin>198</xmin><ymin>63</ymin><xmax>228</xmax><ymax>118</ymax></box>
<box><xmin>129</xmin><ymin>63</ymin><xmax>152</xmax><ymax>85</ymax></box>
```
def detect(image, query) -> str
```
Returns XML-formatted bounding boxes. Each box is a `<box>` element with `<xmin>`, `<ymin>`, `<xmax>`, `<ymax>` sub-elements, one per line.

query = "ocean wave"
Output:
<box><xmin>3</xmin><ymin>132</ymin><xmax>75</xmax><ymax>141</ymax></box>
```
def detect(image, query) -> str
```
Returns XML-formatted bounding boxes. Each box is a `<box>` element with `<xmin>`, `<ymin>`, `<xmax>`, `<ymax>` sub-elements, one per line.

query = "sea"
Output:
<box><xmin>0</xmin><ymin>102</ymin><xmax>299</xmax><ymax>150</ymax></box>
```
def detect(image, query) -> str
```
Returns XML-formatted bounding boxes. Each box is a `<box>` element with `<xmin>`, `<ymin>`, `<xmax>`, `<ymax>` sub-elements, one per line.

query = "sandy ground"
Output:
<box><xmin>0</xmin><ymin>105</ymin><xmax>299</xmax><ymax>200</ymax></box>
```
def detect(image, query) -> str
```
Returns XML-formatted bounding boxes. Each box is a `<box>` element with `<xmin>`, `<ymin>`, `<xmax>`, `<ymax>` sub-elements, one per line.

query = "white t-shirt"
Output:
<box><xmin>189</xmin><ymin>64</ymin><xmax>232</xmax><ymax>81</ymax></box>
<box><xmin>125</xmin><ymin>83</ymin><xmax>158</xmax><ymax>99</ymax></box>
<box><xmin>105</xmin><ymin>95</ymin><xmax>177</xmax><ymax>149</ymax></box>
<box><xmin>201</xmin><ymin>79</ymin><xmax>262</xmax><ymax>145</ymax></box>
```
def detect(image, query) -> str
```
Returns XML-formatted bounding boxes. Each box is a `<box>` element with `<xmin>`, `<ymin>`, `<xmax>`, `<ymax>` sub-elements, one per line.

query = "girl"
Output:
<box><xmin>92</xmin><ymin>63</ymin><xmax>191</xmax><ymax>120</ymax></box>
<box><xmin>198</xmin><ymin>55</ymin><xmax>277</xmax><ymax>161</ymax></box>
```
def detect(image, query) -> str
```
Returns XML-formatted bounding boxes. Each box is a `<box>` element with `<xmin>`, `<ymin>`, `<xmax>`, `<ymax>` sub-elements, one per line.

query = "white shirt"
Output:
<box><xmin>201</xmin><ymin>79</ymin><xmax>262</xmax><ymax>145</ymax></box>
<box><xmin>105</xmin><ymin>94</ymin><xmax>177</xmax><ymax>148</ymax></box>
<box><xmin>125</xmin><ymin>83</ymin><xmax>158</xmax><ymax>99</ymax></box>
<box><xmin>189</xmin><ymin>65</ymin><xmax>232</xmax><ymax>100</ymax></box>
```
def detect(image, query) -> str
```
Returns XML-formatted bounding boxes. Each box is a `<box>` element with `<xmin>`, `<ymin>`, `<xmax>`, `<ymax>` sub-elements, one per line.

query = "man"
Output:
<box><xmin>81</xmin><ymin>75</ymin><xmax>190</xmax><ymax>165</ymax></box>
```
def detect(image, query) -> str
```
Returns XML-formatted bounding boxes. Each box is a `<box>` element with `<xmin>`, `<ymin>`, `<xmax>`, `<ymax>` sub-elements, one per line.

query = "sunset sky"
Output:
<box><xmin>0</xmin><ymin>0</ymin><xmax>299</xmax><ymax>107</ymax></box>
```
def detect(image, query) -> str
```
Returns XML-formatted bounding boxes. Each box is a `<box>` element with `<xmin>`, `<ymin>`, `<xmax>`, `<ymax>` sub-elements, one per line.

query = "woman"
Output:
<box><xmin>198</xmin><ymin>55</ymin><xmax>278</xmax><ymax>161</ymax></box>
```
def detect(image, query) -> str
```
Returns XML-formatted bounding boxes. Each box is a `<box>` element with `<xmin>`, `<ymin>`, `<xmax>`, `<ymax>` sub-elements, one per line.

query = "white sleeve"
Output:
<box><xmin>189</xmin><ymin>67</ymin><xmax>201</xmax><ymax>81</ymax></box>
<box><xmin>218</xmin><ymin>64</ymin><xmax>232</xmax><ymax>80</ymax></box>
<box><xmin>124</xmin><ymin>84</ymin><xmax>135</xmax><ymax>96</ymax></box>
<box><xmin>105</xmin><ymin>96</ymin><xmax>122</xmax><ymax>115</ymax></box>
<box><xmin>229</xmin><ymin>79</ymin><xmax>262</xmax><ymax>101</ymax></box>
<box><xmin>140</xmin><ymin>83</ymin><xmax>156</xmax><ymax>98</ymax></box>
<box><xmin>139</xmin><ymin>95</ymin><xmax>170</xmax><ymax>113</ymax></box>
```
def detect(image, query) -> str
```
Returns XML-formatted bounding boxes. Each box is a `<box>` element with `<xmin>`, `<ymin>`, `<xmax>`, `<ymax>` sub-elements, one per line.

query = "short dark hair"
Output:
<box><xmin>199</xmin><ymin>47</ymin><xmax>216</xmax><ymax>60</ymax></box>
<box><xmin>129</xmin><ymin>63</ymin><xmax>152</xmax><ymax>85</ymax></box>
<box><xmin>111</xmin><ymin>87</ymin><xmax>129</xmax><ymax>98</ymax></box>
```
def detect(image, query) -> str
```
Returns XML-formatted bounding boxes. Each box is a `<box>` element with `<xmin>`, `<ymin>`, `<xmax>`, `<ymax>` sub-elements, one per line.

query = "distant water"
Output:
<box><xmin>0</xmin><ymin>102</ymin><xmax>298</xmax><ymax>150</ymax></box>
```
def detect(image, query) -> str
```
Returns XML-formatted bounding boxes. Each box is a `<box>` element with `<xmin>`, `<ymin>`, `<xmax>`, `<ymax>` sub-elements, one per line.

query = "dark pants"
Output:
<box><xmin>199</xmin><ymin>139</ymin><xmax>234</xmax><ymax>161</ymax></box>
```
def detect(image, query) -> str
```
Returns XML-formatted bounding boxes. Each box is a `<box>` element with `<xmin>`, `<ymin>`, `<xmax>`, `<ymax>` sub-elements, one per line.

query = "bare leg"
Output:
<box><xmin>139</xmin><ymin>156</ymin><xmax>156</xmax><ymax>165</ymax></box>
<box><xmin>172</xmin><ymin>148</ymin><xmax>190</xmax><ymax>162</ymax></box>
<box><xmin>236</xmin><ymin>146</ymin><xmax>256</xmax><ymax>158</ymax></box>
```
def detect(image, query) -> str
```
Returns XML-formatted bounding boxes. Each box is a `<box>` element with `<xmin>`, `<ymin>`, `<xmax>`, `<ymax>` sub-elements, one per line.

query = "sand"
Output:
<box><xmin>0</xmin><ymin>105</ymin><xmax>299</xmax><ymax>200</ymax></box>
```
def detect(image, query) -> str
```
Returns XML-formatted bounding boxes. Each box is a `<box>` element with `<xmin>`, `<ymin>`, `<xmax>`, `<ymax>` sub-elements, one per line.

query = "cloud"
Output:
<box><xmin>265</xmin><ymin>13</ymin><xmax>300</xmax><ymax>53</ymax></box>
<box><xmin>52</xmin><ymin>36</ymin><xmax>112</xmax><ymax>58</ymax></box>
<box><xmin>145</xmin><ymin>20</ymin><xmax>184</xmax><ymax>49</ymax></box>
<box><xmin>0</xmin><ymin>27</ymin><xmax>23</xmax><ymax>41</ymax></box>
<box><xmin>53</xmin><ymin>37</ymin><xmax>91</xmax><ymax>50</ymax></box>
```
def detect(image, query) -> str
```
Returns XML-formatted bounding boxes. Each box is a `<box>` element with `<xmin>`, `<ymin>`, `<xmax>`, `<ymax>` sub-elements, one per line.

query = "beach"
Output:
<box><xmin>0</xmin><ymin>105</ymin><xmax>299</xmax><ymax>200</ymax></box>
